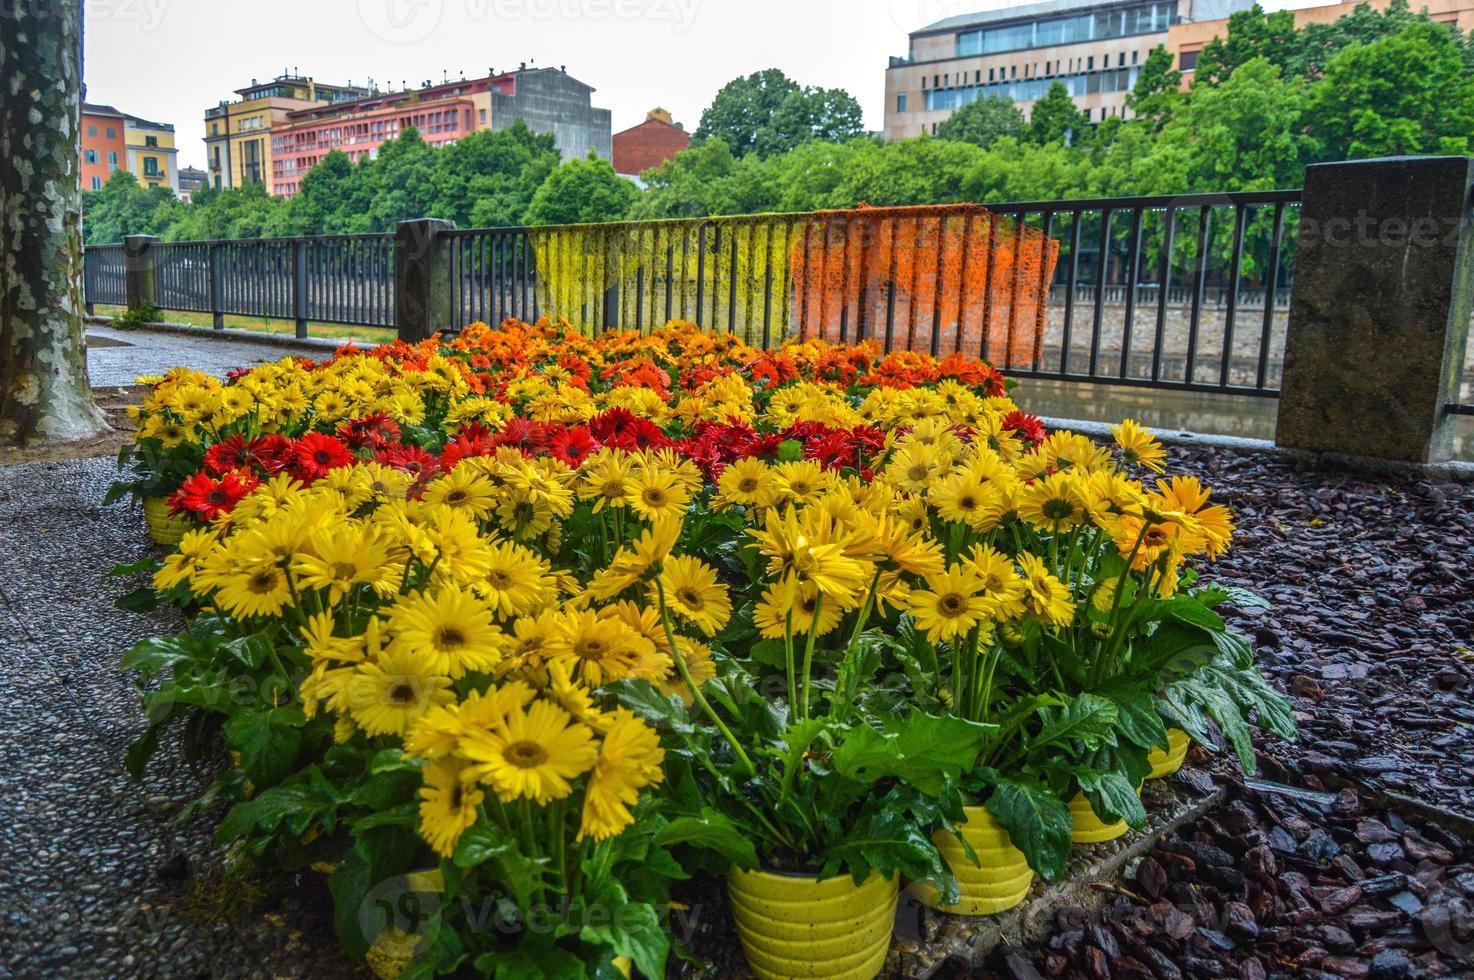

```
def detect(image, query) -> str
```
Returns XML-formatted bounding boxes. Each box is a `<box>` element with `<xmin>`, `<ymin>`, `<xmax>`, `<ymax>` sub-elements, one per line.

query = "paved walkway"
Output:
<box><xmin>85</xmin><ymin>325</ymin><xmax>342</xmax><ymax>387</ymax></box>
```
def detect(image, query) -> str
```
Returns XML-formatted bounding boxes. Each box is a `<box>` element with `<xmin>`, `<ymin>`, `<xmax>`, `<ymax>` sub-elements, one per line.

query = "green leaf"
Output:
<box><xmin>881</xmin><ymin>712</ymin><xmax>994</xmax><ymax>794</ymax></box>
<box><xmin>484</xmin><ymin>939</ymin><xmax>586</xmax><ymax>980</ymax></box>
<box><xmin>452</xmin><ymin>822</ymin><xmax>555</xmax><ymax>910</ymax></box>
<box><xmin>224</xmin><ymin>705</ymin><xmax>306</xmax><ymax>789</ymax></box>
<box><xmin>1033</xmin><ymin>693</ymin><xmax>1119</xmax><ymax>751</ymax></box>
<box><xmin>581</xmin><ymin>901</ymin><xmax>668</xmax><ymax>980</ymax></box>
<box><xmin>114</xmin><ymin>586</ymin><xmax>162</xmax><ymax>614</ymax></box>
<box><xmin>1076</xmin><ymin>770</ymin><xmax>1147</xmax><ymax>828</ymax></box>
<box><xmin>655</xmin><ymin>808</ymin><xmax>758</xmax><ymax>869</ymax></box>
<box><xmin>1097</xmin><ymin>683</ymin><xmax>1169</xmax><ymax>753</ymax></box>
<box><xmin>124</xmin><ymin>723</ymin><xmax>164</xmax><ymax>779</ymax></box>
<box><xmin>1158</xmin><ymin>596</ymin><xmax>1226</xmax><ymax>632</ymax></box>
<box><xmin>985</xmin><ymin>780</ymin><xmax>1073</xmax><ymax>881</ymax></box>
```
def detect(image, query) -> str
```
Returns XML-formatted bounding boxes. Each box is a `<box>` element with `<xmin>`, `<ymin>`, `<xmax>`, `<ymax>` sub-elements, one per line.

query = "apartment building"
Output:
<box><xmin>266</xmin><ymin>67</ymin><xmax>613</xmax><ymax>198</ymax></box>
<box><xmin>1169</xmin><ymin>0</ymin><xmax>1474</xmax><ymax>74</ymax></box>
<box><xmin>204</xmin><ymin>74</ymin><xmax>372</xmax><ymax>194</ymax></box>
<box><xmin>123</xmin><ymin>115</ymin><xmax>179</xmax><ymax>192</ymax></box>
<box><xmin>80</xmin><ymin>104</ymin><xmax>127</xmax><ymax>191</ymax></box>
<box><xmin>884</xmin><ymin>0</ymin><xmax>1253</xmax><ymax>139</ymax></box>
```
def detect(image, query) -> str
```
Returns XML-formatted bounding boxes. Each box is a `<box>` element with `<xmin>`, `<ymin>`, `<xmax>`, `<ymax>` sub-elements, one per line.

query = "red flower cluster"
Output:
<box><xmin>679</xmin><ymin>419</ymin><xmax>887</xmax><ymax>481</ymax></box>
<box><xmin>169</xmin><ymin>469</ymin><xmax>259</xmax><ymax>520</ymax></box>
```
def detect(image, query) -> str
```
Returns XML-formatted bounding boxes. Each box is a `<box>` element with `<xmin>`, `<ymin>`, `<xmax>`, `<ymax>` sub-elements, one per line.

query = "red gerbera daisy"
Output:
<box><xmin>203</xmin><ymin>434</ymin><xmax>261</xmax><ymax>475</ymax></box>
<box><xmin>292</xmin><ymin>432</ymin><xmax>354</xmax><ymax>481</ymax></box>
<box><xmin>169</xmin><ymin>468</ymin><xmax>259</xmax><ymax>521</ymax></box>
<box><xmin>1001</xmin><ymin>410</ymin><xmax>1047</xmax><ymax>446</ymax></box>
<box><xmin>549</xmin><ymin>426</ymin><xmax>600</xmax><ymax>468</ymax></box>
<box><xmin>375</xmin><ymin>444</ymin><xmax>441</xmax><ymax>482</ymax></box>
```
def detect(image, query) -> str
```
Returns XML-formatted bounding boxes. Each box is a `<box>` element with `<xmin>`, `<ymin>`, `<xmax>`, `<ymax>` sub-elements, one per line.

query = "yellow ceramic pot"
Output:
<box><xmin>142</xmin><ymin>496</ymin><xmax>191</xmax><ymax>547</ymax></box>
<box><xmin>1146</xmin><ymin>728</ymin><xmax>1192</xmax><ymax>780</ymax></box>
<box><xmin>727</xmin><ymin>867</ymin><xmax>898</xmax><ymax>980</ymax></box>
<box><xmin>1069</xmin><ymin>792</ymin><xmax>1130</xmax><ymax>844</ymax></box>
<box><xmin>915</xmin><ymin>805</ymin><xmax>1034</xmax><ymax>915</ymax></box>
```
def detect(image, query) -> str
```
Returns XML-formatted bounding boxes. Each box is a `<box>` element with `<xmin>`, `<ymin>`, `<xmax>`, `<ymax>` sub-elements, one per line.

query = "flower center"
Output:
<box><xmin>248</xmin><ymin>571</ymin><xmax>278</xmax><ymax>594</ymax></box>
<box><xmin>939</xmin><ymin>592</ymin><xmax>966</xmax><ymax>616</ymax></box>
<box><xmin>505</xmin><ymin>741</ymin><xmax>549</xmax><ymax>768</ymax></box>
<box><xmin>388</xmin><ymin>682</ymin><xmax>417</xmax><ymax>704</ymax></box>
<box><xmin>331</xmin><ymin>562</ymin><xmax>357</xmax><ymax>580</ymax></box>
<box><xmin>434</xmin><ymin>627</ymin><xmax>467</xmax><ymax>650</ymax></box>
<box><xmin>677</xmin><ymin>588</ymin><xmax>703</xmax><ymax>609</ymax></box>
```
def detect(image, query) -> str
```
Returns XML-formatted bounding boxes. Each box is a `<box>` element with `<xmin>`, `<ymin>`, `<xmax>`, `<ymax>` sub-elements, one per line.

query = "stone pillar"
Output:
<box><xmin>123</xmin><ymin>234</ymin><xmax>160</xmax><ymax>312</ymax></box>
<box><xmin>394</xmin><ymin>219</ymin><xmax>456</xmax><ymax>343</ymax></box>
<box><xmin>1276</xmin><ymin>156</ymin><xmax>1474</xmax><ymax>464</ymax></box>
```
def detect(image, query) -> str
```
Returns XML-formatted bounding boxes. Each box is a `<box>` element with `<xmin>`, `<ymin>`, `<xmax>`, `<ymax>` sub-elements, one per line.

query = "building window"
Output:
<box><xmin>958</xmin><ymin>1</ymin><xmax>1177</xmax><ymax>57</ymax></box>
<box><xmin>84</xmin><ymin>149</ymin><xmax>98</xmax><ymax>164</ymax></box>
<box><xmin>897</xmin><ymin>92</ymin><xmax>908</xmax><ymax>113</ymax></box>
<box><xmin>108</xmin><ymin>151</ymin><xmax>118</xmax><ymax>169</ymax></box>
<box><xmin>144</xmin><ymin>157</ymin><xmax>160</xmax><ymax>177</ymax></box>
<box><xmin>145</xmin><ymin>135</ymin><xmax>158</xmax><ymax>147</ymax></box>
<box><xmin>106</xmin><ymin>127</ymin><xmax>116</xmax><ymax>139</ymax></box>
<box><xmin>1179</xmin><ymin>49</ymin><xmax>1199</xmax><ymax>71</ymax></box>
<box><xmin>479</xmin><ymin>108</ymin><xmax>487</xmax><ymax>124</ymax></box>
<box><xmin>88</xmin><ymin>125</ymin><xmax>97</xmax><ymax>137</ymax></box>
<box><xmin>91</xmin><ymin>176</ymin><xmax>101</xmax><ymax>190</ymax></box>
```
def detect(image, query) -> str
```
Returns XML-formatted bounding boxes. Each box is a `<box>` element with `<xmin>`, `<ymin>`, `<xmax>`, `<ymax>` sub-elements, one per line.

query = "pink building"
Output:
<box><xmin>268</xmin><ymin>68</ymin><xmax>611</xmax><ymax>197</ymax></box>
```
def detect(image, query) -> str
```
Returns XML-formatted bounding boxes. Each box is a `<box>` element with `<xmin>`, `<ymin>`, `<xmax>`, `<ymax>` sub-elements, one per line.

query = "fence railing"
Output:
<box><xmin>82</xmin><ymin>184</ymin><xmax>1474</xmax><ymax>425</ymax></box>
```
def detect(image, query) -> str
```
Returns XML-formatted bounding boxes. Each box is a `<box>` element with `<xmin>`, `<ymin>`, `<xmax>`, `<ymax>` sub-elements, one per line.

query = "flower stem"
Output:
<box><xmin>655</xmin><ymin>578</ymin><xmax>756</xmax><ymax>776</ymax></box>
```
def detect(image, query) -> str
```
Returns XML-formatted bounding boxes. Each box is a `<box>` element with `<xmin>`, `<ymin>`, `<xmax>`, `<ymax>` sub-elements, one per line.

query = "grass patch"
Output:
<box><xmin>92</xmin><ymin>305</ymin><xmax>391</xmax><ymax>344</ymax></box>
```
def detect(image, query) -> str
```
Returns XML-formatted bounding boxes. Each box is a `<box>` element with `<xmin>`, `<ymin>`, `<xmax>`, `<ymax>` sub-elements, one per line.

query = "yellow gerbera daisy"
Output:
<box><xmin>906</xmin><ymin>565</ymin><xmax>994</xmax><ymax>642</ymax></box>
<box><xmin>462</xmin><ymin>699</ymin><xmax>598</xmax><ymax>804</ymax></box>
<box><xmin>652</xmin><ymin>555</ymin><xmax>732</xmax><ymax>637</ymax></box>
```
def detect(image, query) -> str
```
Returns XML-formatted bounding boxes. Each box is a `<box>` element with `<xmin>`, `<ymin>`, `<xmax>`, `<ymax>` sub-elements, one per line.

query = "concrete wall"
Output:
<box><xmin>491</xmin><ymin>69</ymin><xmax>612</xmax><ymax>161</ymax></box>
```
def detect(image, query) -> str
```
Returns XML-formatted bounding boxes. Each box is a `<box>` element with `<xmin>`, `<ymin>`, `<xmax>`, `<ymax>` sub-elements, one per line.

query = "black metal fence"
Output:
<box><xmin>80</xmin><ymin>189</ymin><xmax>1473</xmax><ymax>415</ymax></box>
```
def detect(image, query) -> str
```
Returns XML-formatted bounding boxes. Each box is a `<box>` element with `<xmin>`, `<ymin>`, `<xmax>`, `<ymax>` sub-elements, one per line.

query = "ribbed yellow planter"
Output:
<box><xmin>1069</xmin><ymin>792</ymin><xmax>1130</xmax><ymax>844</ymax></box>
<box><xmin>1146</xmin><ymin>728</ymin><xmax>1191</xmax><ymax>780</ymax></box>
<box><xmin>142</xmin><ymin>496</ymin><xmax>191</xmax><ymax>547</ymax></box>
<box><xmin>914</xmin><ymin>805</ymin><xmax>1034</xmax><ymax>915</ymax></box>
<box><xmin>727</xmin><ymin>867</ymin><xmax>898</xmax><ymax>980</ymax></box>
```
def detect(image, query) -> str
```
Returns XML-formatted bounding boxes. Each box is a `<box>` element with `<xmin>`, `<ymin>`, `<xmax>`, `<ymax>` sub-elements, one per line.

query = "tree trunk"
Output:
<box><xmin>0</xmin><ymin>1</ymin><xmax>108</xmax><ymax>447</ymax></box>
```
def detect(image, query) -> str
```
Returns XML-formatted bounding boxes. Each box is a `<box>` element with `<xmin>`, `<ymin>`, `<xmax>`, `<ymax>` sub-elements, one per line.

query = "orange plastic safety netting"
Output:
<box><xmin>788</xmin><ymin>204</ymin><xmax>1059</xmax><ymax>366</ymax></box>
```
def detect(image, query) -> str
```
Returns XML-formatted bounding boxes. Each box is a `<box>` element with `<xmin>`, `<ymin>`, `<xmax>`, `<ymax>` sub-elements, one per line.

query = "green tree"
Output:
<box><xmin>1027</xmin><ymin>82</ymin><xmax>1092</xmax><ymax>146</ymax></box>
<box><xmin>432</xmin><ymin>121</ymin><xmax>560</xmax><ymax>227</ymax></box>
<box><xmin>1308</xmin><ymin>18</ymin><xmax>1474</xmax><ymax>158</ymax></box>
<box><xmin>81</xmin><ymin>170</ymin><xmax>182</xmax><ymax>244</ymax></box>
<box><xmin>523</xmin><ymin>155</ymin><xmax>638</xmax><ymax>225</ymax></box>
<box><xmin>1126</xmin><ymin>46</ymin><xmax>1183</xmax><ymax>129</ymax></box>
<box><xmin>1193</xmin><ymin>6</ymin><xmax>1301</xmax><ymax>85</ymax></box>
<box><xmin>695</xmin><ymin>70</ymin><xmax>865</xmax><ymax>158</ymax></box>
<box><xmin>753</xmin><ymin>86</ymin><xmax>866</xmax><ymax>158</ymax></box>
<box><xmin>935</xmin><ymin>96</ymin><xmax>1025</xmax><ymax>148</ymax></box>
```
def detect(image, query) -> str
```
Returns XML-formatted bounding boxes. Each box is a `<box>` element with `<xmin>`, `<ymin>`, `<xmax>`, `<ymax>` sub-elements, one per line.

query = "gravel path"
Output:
<box><xmin>0</xmin><ymin>456</ymin><xmax>358</xmax><ymax>979</ymax></box>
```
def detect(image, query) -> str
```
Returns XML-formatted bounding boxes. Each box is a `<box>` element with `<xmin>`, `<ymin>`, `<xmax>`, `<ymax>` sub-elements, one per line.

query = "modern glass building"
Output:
<box><xmin>884</xmin><ymin>0</ymin><xmax>1252</xmax><ymax>140</ymax></box>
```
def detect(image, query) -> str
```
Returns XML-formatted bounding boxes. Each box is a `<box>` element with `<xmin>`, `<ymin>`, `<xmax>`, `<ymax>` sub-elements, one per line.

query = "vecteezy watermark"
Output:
<box><xmin>87</xmin><ymin>0</ymin><xmax>168</xmax><ymax>30</ymax></box>
<box><xmin>2</xmin><ymin>0</ymin><xmax>169</xmax><ymax>30</ymax></box>
<box><xmin>357</xmin><ymin>0</ymin><xmax>699</xmax><ymax>43</ymax></box>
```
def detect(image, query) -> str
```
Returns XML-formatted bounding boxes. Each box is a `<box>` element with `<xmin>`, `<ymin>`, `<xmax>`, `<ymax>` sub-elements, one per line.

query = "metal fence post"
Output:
<box><xmin>394</xmin><ymin>218</ymin><xmax>457</xmax><ymax>342</ymax></box>
<box><xmin>209</xmin><ymin>242</ymin><xmax>225</xmax><ymax>329</ymax></box>
<box><xmin>123</xmin><ymin>234</ymin><xmax>159</xmax><ymax>313</ymax></box>
<box><xmin>1276</xmin><ymin>156</ymin><xmax>1474</xmax><ymax>464</ymax></box>
<box><xmin>293</xmin><ymin>239</ymin><xmax>309</xmax><ymax>339</ymax></box>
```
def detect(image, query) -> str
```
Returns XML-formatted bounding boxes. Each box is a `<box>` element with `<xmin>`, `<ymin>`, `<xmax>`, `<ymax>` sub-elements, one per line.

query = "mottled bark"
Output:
<box><xmin>0</xmin><ymin>1</ymin><xmax>108</xmax><ymax>447</ymax></box>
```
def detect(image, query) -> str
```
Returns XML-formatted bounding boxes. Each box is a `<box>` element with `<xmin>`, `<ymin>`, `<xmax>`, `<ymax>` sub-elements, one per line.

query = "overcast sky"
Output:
<box><xmin>83</xmin><ymin>0</ymin><xmax>1007</xmax><ymax>171</ymax></box>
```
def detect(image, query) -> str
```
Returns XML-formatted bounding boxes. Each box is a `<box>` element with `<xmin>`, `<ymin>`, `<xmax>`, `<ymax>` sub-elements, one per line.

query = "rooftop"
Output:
<box><xmin>124</xmin><ymin>114</ymin><xmax>173</xmax><ymax>133</ymax></box>
<box><xmin>81</xmin><ymin>102</ymin><xmax>126</xmax><ymax>119</ymax></box>
<box><xmin>914</xmin><ymin>0</ymin><xmax>1135</xmax><ymax>35</ymax></box>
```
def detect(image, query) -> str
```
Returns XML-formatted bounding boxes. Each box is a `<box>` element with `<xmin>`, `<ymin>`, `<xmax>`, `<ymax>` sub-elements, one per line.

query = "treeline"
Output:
<box><xmin>83</xmin><ymin>1</ymin><xmax>1474</xmax><ymax>244</ymax></box>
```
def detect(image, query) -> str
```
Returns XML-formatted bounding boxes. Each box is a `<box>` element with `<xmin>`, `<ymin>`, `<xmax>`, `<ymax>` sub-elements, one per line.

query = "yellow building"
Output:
<box><xmin>204</xmin><ymin>74</ymin><xmax>370</xmax><ymax>194</ymax></box>
<box><xmin>123</xmin><ymin>115</ymin><xmax>178</xmax><ymax>192</ymax></box>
